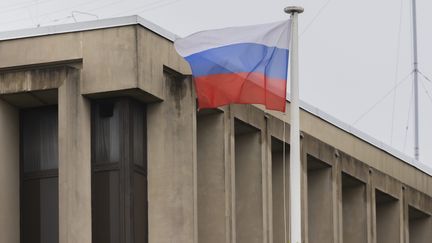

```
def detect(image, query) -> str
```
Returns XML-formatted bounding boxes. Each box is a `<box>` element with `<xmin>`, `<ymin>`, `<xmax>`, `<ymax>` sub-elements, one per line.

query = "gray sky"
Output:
<box><xmin>1</xmin><ymin>0</ymin><xmax>431</xmax><ymax>165</ymax></box>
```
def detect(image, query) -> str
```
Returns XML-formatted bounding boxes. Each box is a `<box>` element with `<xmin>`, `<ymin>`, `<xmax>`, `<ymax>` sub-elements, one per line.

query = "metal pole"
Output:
<box><xmin>411</xmin><ymin>0</ymin><xmax>420</xmax><ymax>161</ymax></box>
<box><xmin>285</xmin><ymin>6</ymin><xmax>303</xmax><ymax>243</ymax></box>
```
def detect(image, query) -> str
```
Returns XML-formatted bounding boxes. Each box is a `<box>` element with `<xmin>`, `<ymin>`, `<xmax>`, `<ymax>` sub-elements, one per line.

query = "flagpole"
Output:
<box><xmin>285</xmin><ymin>6</ymin><xmax>303</xmax><ymax>243</ymax></box>
<box><xmin>411</xmin><ymin>0</ymin><xmax>420</xmax><ymax>161</ymax></box>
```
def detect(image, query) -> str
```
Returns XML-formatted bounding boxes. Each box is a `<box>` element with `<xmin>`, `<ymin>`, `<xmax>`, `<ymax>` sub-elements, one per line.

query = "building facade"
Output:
<box><xmin>0</xmin><ymin>16</ymin><xmax>431</xmax><ymax>243</ymax></box>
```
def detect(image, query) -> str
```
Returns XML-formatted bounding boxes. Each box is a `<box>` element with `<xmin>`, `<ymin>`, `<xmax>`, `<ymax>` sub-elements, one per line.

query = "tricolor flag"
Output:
<box><xmin>174</xmin><ymin>20</ymin><xmax>291</xmax><ymax>112</ymax></box>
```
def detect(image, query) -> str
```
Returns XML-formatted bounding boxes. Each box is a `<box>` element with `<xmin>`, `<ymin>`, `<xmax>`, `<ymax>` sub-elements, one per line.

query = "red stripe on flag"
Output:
<box><xmin>194</xmin><ymin>72</ymin><xmax>287</xmax><ymax>111</ymax></box>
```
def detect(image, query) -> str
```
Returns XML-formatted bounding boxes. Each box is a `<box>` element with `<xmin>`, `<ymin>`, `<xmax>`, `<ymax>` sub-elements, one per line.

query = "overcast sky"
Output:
<box><xmin>1</xmin><ymin>0</ymin><xmax>431</xmax><ymax>166</ymax></box>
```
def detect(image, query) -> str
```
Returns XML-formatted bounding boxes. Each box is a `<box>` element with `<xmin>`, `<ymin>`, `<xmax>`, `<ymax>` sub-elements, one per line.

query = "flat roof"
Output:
<box><xmin>0</xmin><ymin>15</ymin><xmax>431</xmax><ymax>176</ymax></box>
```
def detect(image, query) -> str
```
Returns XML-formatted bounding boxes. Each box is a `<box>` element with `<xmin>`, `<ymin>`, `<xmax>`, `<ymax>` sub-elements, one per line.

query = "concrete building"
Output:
<box><xmin>0</xmin><ymin>15</ymin><xmax>431</xmax><ymax>243</ymax></box>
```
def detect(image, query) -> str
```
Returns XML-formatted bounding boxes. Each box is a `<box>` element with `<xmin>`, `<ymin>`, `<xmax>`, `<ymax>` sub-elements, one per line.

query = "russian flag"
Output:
<box><xmin>174</xmin><ymin>20</ymin><xmax>291</xmax><ymax>112</ymax></box>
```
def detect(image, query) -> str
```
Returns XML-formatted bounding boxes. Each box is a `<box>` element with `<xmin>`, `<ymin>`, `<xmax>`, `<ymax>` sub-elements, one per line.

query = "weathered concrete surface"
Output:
<box><xmin>0</xmin><ymin>66</ymin><xmax>67</xmax><ymax>94</ymax></box>
<box><xmin>81</xmin><ymin>27</ymin><xmax>138</xmax><ymax>94</ymax></box>
<box><xmin>197</xmin><ymin>112</ymin><xmax>227</xmax><ymax>243</ymax></box>
<box><xmin>137</xmin><ymin>27</ymin><xmax>190</xmax><ymax>100</ymax></box>
<box><xmin>58</xmin><ymin>68</ymin><xmax>92</xmax><ymax>243</ymax></box>
<box><xmin>0</xmin><ymin>33</ymin><xmax>82</xmax><ymax>68</ymax></box>
<box><xmin>0</xmin><ymin>99</ymin><xmax>19</xmax><ymax>243</ymax></box>
<box><xmin>146</xmin><ymin>73</ymin><xmax>197</xmax><ymax>243</ymax></box>
<box><xmin>0</xmin><ymin>25</ymin><xmax>190</xmax><ymax>100</ymax></box>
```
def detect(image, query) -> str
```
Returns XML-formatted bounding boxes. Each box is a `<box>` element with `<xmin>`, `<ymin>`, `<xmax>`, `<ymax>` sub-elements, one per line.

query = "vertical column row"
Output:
<box><xmin>195</xmin><ymin>111</ymin><xmax>432</xmax><ymax>243</ymax></box>
<box><xmin>196</xmin><ymin>111</ymin><xmax>269</xmax><ymax>243</ymax></box>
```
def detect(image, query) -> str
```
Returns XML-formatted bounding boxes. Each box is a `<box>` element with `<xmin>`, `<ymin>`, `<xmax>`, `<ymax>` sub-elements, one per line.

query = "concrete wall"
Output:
<box><xmin>0</xmin><ymin>99</ymin><xmax>20</xmax><ymax>243</ymax></box>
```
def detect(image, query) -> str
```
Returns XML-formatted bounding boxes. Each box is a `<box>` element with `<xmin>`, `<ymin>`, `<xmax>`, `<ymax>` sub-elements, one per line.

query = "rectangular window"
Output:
<box><xmin>20</xmin><ymin>106</ymin><xmax>59</xmax><ymax>243</ymax></box>
<box><xmin>92</xmin><ymin>98</ymin><xmax>147</xmax><ymax>243</ymax></box>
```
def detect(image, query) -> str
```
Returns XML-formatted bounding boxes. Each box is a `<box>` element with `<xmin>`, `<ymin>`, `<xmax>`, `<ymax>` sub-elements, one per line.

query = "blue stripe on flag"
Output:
<box><xmin>185</xmin><ymin>43</ymin><xmax>288</xmax><ymax>80</ymax></box>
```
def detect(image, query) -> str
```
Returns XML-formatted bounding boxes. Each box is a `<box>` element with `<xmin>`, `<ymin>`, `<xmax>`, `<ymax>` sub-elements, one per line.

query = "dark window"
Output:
<box><xmin>93</xmin><ymin>101</ymin><xmax>121</xmax><ymax>164</ymax></box>
<box><xmin>20</xmin><ymin>106</ymin><xmax>59</xmax><ymax>243</ymax></box>
<box><xmin>92</xmin><ymin>98</ymin><xmax>147</xmax><ymax>243</ymax></box>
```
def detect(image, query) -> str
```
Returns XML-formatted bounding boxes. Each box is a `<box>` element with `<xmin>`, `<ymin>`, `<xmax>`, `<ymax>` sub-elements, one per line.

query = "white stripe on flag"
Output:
<box><xmin>174</xmin><ymin>20</ymin><xmax>291</xmax><ymax>57</ymax></box>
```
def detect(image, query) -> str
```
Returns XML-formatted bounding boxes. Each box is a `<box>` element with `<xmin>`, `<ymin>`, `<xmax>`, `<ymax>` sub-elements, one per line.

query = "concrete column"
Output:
<box><xmin>271</xmin><ymin>139</ymin><xmax>289</xmax><ymax>243</ymax></box>
<box><xmin>227</xmin><ymin>109</ymin><xmax>235</xmax><ymax>243</ymax></box>
<box><xmin>197</xmin><ymin>112</ymin><xmax>227</xmax><ymax>243</ymax></box>
<box><xmin>307</xmin><ymin>157</ymin><xmax>334</xmax><ymax>243</ymax></box>
<box><xmin>375</xmin><ymin>190</ymin><xmax>400</xmax><ymax>243</ymax></box>
<box><xmin>342</xmin><ymin>173</ymin><xmax>368</xmax><ymax>243</ymax></box>
<box><xmin>234</xmin><ymin>121</ymin><xmax>263</xmax><ymax>243</ymax></box>
<box><xmin>266</xmin><ymin>123</ymin><xmax>273</xmax><ymax>243</ymax></box>
<box><xmin>261</xmin><ymin>119</ymin><xmax>269</xmax><ymax>243</ymax></box>
<box><xmin>367</xmin><ymin>172</ymin><xmax>374</xmax><ymax>243</ymax></box>
<box><xmin>301</xmin><ymin>138</ymin><xmax>309</xmax><ymax>243</ymax></box>
<box><xmin>403</xmin><ymin>191</ymin><xmax>409</xmax><ymax>243</ymax></box>
<box><xmin>334</xmin><ymin>154</ymin><xmax>343</xmax><ymax>243</ymax></box>
<box><xmin>147</xmin><ymin>73</ymin><xmax>197</xmax><ymax>243</ymax></box>
<box><xmin>0</xmin><ymin>99</ymin><xmax>20</xmax><ymax>243</ymax></box>
<box><xmin>58</xmin><ymin>68</ymin><xmax>92</xmax><ymax>243</ymax></box>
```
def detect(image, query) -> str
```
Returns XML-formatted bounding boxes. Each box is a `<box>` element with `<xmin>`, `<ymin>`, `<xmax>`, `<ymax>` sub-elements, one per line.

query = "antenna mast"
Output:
<box><xmin>411</xmin><ymin>0</ymin><xmax>420</xmax><ymax>160</ymax></box>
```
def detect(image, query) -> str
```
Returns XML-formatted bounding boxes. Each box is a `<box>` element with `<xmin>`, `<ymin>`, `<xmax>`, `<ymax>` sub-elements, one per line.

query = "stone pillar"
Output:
<box><xmin>197</xmin><ymin>112</ymin><xmax>227</xmax><ymax>243</ymax></box>
<box><xmin>58</xmin><ymin>68</ymin><xmax>92</xmax><ymax>243</ymax></box>
<box><xmin>147</xmin><ymin>73</ymin><xmax>197</xmax><ymax>243</ymax></box>
<box><xmin>334</xmin><ymin>153</ymin><xmax>343</xmax><ymax>243</ymax></box>
<box><xmin>0</xmin><ymin>99</ymin><xmax>20</xmax><ymax>243</ymax></box>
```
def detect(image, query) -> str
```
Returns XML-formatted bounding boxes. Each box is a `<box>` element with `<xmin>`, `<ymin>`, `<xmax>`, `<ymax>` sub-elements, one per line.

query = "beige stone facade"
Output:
<box><xmin>0</xmin><ymin>16</ymin><xmax>431</xmax><ymax>243</ymax></box>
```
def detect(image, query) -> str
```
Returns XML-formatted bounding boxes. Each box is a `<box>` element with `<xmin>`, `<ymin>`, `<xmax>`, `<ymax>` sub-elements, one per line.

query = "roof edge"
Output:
<box><xmin>299</xmin><ymin>100</ymin><xmax>432</xmax><ymax>176</ymax></box>
<box><xmin>0</xmin><ymin>15</ymin><xmax>178</xmax><ymax>42</ymax></box>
